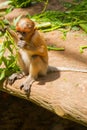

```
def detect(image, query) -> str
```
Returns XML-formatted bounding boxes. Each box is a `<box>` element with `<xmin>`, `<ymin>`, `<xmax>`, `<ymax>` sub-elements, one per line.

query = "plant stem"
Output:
<box><xmin>47</xmin><ymin>46</ymin><xmax>65</xmax><ymax>51</ymax></box>
<box><xmin>80</xmin><ymin>45</ymin><xmax>87</xmax><ymax>53</ymax></box>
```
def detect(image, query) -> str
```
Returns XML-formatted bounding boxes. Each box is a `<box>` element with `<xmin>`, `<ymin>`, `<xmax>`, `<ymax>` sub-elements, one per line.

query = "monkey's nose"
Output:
<box><xmin>19</xmin><ymin>36</ymin><xmax>24</xmax><ymax>40</ymax></box>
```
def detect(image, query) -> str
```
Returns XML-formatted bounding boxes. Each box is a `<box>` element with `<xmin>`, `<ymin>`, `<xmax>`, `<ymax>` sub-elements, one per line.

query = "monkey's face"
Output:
<box><xmin>16</xmin><ymin>18</ymin><xmax>35</xmax><ymax>42</ymax></box>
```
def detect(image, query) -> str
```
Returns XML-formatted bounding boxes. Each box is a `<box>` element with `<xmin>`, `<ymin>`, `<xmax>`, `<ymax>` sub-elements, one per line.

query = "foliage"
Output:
<box><xmin>79</xmin><ymin>46</ymin><xmax>87</xmax><ymax>53</ymax></box>
<box><xmin>31</xmin><ymin>0</ymin><xmax>87</xmax><ymax>32</ymax></box>
<box><xmin>0</xmin><ymin>21</ymin><xmax>20</xmax><ymax>81</ymax></box>
<box><xmin>9</xmin><ymin>0</ymin><xmax>47</xmax><ymax>8</ymax></box>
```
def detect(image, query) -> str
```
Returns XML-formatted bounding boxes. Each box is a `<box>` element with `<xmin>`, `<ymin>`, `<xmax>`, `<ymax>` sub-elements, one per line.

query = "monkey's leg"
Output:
<box><xmin>20</xmin><ymin>74</ymin><xmax>35</xmax><ymax>93</ymax></box>
<box><xmin>20</xmin><ymin>56</ymin><xmax>46</xmax><ymax>93</ymax></box>
<box><xmin>20</xmin><ymin>66</ymin><xmax>38</xmax><ymax>93</ymax></box>
<box><xmin>8</xmin><ymin>72</ymin><xmax>25</xmax><ymax>85</ymax></box>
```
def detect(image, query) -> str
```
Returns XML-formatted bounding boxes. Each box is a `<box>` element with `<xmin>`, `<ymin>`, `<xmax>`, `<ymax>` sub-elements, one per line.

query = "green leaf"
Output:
<box><xmin>0</xmin><ymin>27</ymin><xmax>20</xmax><ymax>81</ymax></box>
<box><xmin>6</xmin><ymin>6</ymin><xmax>14</xmax><ymax>14</ymax></box>
<box><xmin>0</xmin><ymin>44</ymin><xmax>5</xmax><ymax>57</ymax></box>
<box><xmin>72</xmin><ymin>26</ymin><xmax>80</xmax><ymax>31</ymax></box>
<box><xmin>0</xmin><ymin>69</ymin><xmax>5</xmax><ymax>80</ymax></box>
<box><xmin>2</xmin><ymin>56</ymin><xmax>8</xmax><ymax>67</ymax></box>
<box><xmin>13</xmin><ymin>15</ymin><xmax>22</xmax><ymax>26</ymax></box>
<box><xmin>79</xmin><ymin>23</ymin><xmax>87</xmax><ymax>33</ymax></box>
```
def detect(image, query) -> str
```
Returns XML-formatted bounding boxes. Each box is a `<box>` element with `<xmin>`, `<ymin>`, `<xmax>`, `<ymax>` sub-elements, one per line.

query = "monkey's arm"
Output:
<box><xmin>27</xmin><ymin>44</ymin><xmax>48</xmax><ymax>57</ymax></box>
<box><xmin>28</xmin><ymin>30</ymin><xmax>48</xmax><ymax>57</ymax></box>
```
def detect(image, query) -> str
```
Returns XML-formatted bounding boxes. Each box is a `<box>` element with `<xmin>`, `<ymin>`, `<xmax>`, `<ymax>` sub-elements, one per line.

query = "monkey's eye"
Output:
<box><xmin>17</xmin><ymin>31</ymin><xmax>27</xmax><ymax>36</ymax></box>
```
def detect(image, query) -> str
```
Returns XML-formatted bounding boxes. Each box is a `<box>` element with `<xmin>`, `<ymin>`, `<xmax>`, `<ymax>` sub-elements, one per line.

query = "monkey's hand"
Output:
<box><xmin>17</xmin><ymin>40</ymin><xmax>27</xmax><ymax>48</ymax></box>
<box><xmin>8</xmin><ymin>72</ymin><xmax>25</xmax><ymax>85</ymax></box>
<box><xmin>20</xmin><ymin>75</ymin><xmax>35</xmax><ymax>93</ymax></box>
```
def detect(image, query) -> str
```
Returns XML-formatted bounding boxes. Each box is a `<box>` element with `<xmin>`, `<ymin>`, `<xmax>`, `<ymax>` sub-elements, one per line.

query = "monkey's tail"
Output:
<box><xmin>48</xmin><ymin>66</ymin><xmax>87</xmax><ymax>73</ymax></box>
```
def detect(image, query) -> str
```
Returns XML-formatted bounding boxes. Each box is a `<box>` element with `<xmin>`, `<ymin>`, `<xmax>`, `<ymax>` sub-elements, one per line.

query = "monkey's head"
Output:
<box><xmin>16</xmin><ymin>18</ymin><xmax>35</xmax><ymax>42</ymax></box>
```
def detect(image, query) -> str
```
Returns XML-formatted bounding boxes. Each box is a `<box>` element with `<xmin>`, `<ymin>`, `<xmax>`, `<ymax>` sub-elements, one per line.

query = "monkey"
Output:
<box><xmin>7</xmin><ymin>17</ymin><xmax>87</xmax><ymax>93</ymax></box>
<box><xmin>7</xmin><ymin>17</ymin><xmax>48</xmax><ymax>92</ymax></box>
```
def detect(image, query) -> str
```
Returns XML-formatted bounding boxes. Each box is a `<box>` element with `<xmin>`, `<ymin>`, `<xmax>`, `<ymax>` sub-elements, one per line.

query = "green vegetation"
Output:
<box><xmin>9</xmin><ymin>0</ymin><xmax>47</xmax><ymax>8</ymax></box>
<box><xmin>0</xmin><ymin>21</ymin><xmax>19</xmax><ymax>80</ymax></box>
<box><xmin>3</xmin><ymin>0</ymin><xmax>87</xmax><ymax>33</ymax></box>
<box><xmin>31</xmin><ymin>0</ymin><xmax>87</xmax><ymax>32</ymax></box>
<box><xmin>47</xmin><ymin>46</ymin><xmax>64</xmax><ymax>51</ymax></box>
<box><xmin>80</xmin><ymin>46</ymin><xmax>87</xmax><ymax>53</ymax></box>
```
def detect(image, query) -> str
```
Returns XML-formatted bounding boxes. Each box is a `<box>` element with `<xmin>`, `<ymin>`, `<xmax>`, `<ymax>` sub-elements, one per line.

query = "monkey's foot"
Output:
<box><xmin>8</xmin><ymin>72</ymin><xmax>25</xmax><ymax>85</ymax></box>
<box><xmin>20</xmin><ymin>78</ymin><xmax>35</xmax><ymax>93</ymax></box>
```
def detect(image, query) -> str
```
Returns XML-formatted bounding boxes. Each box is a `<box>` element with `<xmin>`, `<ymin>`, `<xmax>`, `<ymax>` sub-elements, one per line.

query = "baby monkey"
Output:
<box><xmin>8</xmin><ymin>17</ymin><xmax>48</xmax><ymax>92</ymax></box>
<box><xmin>8</xmin><ymin>17</ymin><xmax>87</xmax><ymax>93</ymax></box>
